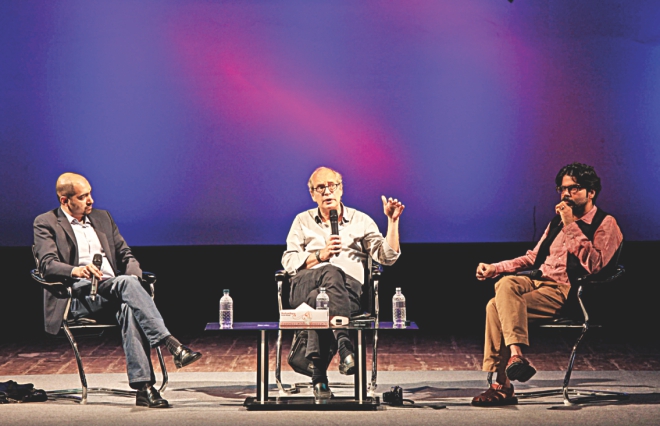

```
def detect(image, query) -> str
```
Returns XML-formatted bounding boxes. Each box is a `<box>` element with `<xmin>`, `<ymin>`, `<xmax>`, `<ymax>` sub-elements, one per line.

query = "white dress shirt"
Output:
<box><xmin>62</xmin><ymin>210</ymin><xmax>116</xmax><ymax>280</ymax></box>
<box><xmin>282</xmin><ymin>204</ymin><xmax>400</xmax><ymax>284</ymax></box>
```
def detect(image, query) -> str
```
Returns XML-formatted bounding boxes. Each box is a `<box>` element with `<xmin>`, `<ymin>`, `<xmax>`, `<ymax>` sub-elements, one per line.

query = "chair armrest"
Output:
<box><xmin>30</xmin><ymin>269</ymin><xmax>70</xmax><ymax>297</ymax></box>
<box><xmin>371</xmin><ymin>264</ymin><xmax>383</xmax><ymax>279</ymax></box>
<box><xmin>275</xmin><ymin>270</ymin><xmax>289</xmax><ymax>312</ymax></box>
<box><xmin>575</xmin><ymin>265</ymin><xmax>625</xmax><ymax>285</ymax></box>
<box><xmin>30</xmin><ymin>269</ymin><xmax>62</xmax><ymax>286</ymax></box>
<box><xmin>275</xmin><ymin>270</ymin><xmax>288</xmax><ymax>282</ymax></box>
<box><xmin>515</xmin><ymin>269</ymin><xmax>543</xmax><ymax>279</ymax></box>
<box><xmin>141</xmin><ymin>271</ymin><xmax>157</xmax><ymax>286</ymax></box>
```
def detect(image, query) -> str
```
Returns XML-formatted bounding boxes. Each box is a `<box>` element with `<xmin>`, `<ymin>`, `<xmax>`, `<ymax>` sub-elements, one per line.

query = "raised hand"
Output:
<box><xmin>381</xmin><ymin>195</ymin><xmax>405</xmax><ymax>221</ymax></box>
<box><xmin>555</xmin><ymin>200</ymin><xmax>575</xmax><ymax>226</ymax></box>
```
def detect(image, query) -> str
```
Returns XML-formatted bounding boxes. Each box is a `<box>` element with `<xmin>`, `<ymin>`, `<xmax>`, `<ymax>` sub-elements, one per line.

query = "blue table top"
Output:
<box><xmin>205</xmin><ymin>321</ymin><xmax>418</xmax><ymax>331</ymax></box>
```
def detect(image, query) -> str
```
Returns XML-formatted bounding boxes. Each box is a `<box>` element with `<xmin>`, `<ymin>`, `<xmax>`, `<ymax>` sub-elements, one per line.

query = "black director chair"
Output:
<box><xmin>31</xmin><ymin>247</ymin><xmax>168</xmax><ymax>404</ymax></box>
<box><xmin>488</xmin><ymin>243</ymin><xmax>629</xmax><ymax>405</ymax></box>
<box><xmin>275</xmin><ymin>258</ymin><xmax>383</xmax><ymax>397</ymax></box>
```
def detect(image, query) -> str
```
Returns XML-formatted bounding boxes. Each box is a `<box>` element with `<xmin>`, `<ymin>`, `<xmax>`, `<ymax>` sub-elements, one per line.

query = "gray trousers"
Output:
<box><xmin>289</xmin><ymin>264</ymin><xmax>361</xmax><ymax>362</ymax></box>
<box><xmin>70</xmin><ymin>275</ymin><xmax>171</xmax><ymax>388</ymax></box>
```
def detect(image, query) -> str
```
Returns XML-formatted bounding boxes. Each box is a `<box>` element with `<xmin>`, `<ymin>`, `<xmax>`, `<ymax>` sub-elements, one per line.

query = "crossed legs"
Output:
<box><xmin>70</xmin><ymin>275</ymin><xmax>202</xmax><ymax>406</ymax></box>
<box><xmin>474</xmin><ymin>275</ymin><xmax>569</xmax><ymax>405</ymax></box>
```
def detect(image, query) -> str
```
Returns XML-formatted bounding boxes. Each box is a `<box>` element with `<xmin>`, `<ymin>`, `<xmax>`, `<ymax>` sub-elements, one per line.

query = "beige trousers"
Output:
<box><xmin>482</xmin><ymin>275</ymin><xmax>570</xmax><ymax>373</ymax></box>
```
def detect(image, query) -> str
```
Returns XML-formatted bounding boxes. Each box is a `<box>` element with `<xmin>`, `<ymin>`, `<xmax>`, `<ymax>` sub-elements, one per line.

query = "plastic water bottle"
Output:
<box><xmin>392</xmin><ymin>287</ymin><xmax>406</xmax><ymax>326</ymax></box>
<box><xmin>219</xmin><ymin>289</ymin><xmax>233</xmax><ymax>329</ymax></box>
<box><xmin>316</xmin><ymin>287</ymin><xmax>329</xmax><ymax>310</ymax></box>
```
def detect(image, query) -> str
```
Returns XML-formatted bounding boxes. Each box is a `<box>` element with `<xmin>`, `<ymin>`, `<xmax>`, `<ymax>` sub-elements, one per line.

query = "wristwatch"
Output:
<box><xmin>315</xmin><ymin>250</ymin><xmax>323</xmax><ymax>263</ymax></box>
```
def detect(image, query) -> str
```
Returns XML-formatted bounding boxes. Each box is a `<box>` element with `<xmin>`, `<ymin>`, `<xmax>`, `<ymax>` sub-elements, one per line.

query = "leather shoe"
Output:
<box><xmin>505</xmin><ymin>355</ymin><xmax>537</xmax><ymax>383</ymax></box>
<box><xmin>471</xmin><ymin>383</ymin><xmax>517</xmax><ymax>407</ymax></box>
<box><xmin>313</xmin><ymin>382</ymin><xmax>332</xmax><ymax>400</ymax></box>
<box><xmin>338</xmin><ymin>353</ymin><xmax>356</xmax><ymax>375</ymax></box>
<box><xmin>173</xmin><ymin>345</ymin><xmax>202</xmax><ymax>369</ymax></box>
<box><xmin>136</xmin><ymin>385</ymin><xmax>169</xmax><ymax>408</ymax></box>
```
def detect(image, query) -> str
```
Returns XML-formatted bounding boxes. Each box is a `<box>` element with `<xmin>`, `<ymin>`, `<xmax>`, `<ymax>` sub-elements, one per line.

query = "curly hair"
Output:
<box><xmin>555</xmin><ymin>162</ymin><xmax>602</xmax><ymax>201</ymax></box>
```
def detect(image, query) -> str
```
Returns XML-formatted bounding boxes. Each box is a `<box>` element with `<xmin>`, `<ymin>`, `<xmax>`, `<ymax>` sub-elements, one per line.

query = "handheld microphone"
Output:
<box><xmin>329</xmin><ymin>209</ymin><xmax>339</xmax><ymax>235</ymax></box>
<box><xmin>90</xmin><ymin>253</ymin><xmax>102</xmax><ymax>301</ymax></box>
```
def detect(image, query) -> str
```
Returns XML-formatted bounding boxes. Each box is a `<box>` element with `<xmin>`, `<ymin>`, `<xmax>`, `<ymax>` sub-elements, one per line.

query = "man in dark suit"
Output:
<box><xmin>34</xmin><ymin>172</ymin><xmax>202</xmax><ymax>408</ymax></box>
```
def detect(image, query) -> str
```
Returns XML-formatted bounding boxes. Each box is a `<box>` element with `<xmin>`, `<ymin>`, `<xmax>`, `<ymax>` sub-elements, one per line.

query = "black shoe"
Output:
<box><xmin>313</xmin><ymin>382</ymin><xmax>333</xmax><ymax>400</ymax></box>
<box><xmin>173</xmin><ymin>345</ymin><xmax>202</xmax><ymax>369</ymax></box>
<box><xmin>338</xmin><ymin>353</ymin><xmax>356</xmax><ymax>375</ymax></box>
<box><xmin>136</xmin><ymin>385</ymin><xmax>169</xmax><ymax>408</ymax></box>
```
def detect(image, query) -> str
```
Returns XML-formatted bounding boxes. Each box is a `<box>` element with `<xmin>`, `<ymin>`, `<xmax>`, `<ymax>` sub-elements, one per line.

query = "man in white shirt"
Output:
<box><xmin>282</xmin><ymin>166</ymin><xmax>404</xmax><ymax>400</ymax></box>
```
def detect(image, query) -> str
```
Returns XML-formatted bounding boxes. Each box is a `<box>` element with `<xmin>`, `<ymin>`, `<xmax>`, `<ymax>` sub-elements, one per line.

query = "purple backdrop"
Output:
<box><xmin>1</xmin><ymin>0</ymin><xmax>659</xmax><ymax>246</ymax></box>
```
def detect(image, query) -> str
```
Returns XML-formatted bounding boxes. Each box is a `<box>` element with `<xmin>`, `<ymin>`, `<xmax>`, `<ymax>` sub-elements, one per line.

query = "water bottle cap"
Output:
<box><xmin>319</xmin><ymin>287</ymin><xmax>326</xmax><ymax>292</ymax></box>
<box><xmin>395</xmin><ymin>287</ymin><xmax>401</xmax><ymax>292</ymax></box>
<box><xmin>223</xmin><ymin>289</ymin><xmax>230</xmax><ymax>294</ymax></box>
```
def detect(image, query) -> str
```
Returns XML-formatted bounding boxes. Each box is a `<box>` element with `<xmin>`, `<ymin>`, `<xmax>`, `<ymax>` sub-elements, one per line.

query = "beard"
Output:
<box><xmin>563</xmin><ymin>195</ymin><xmax>588</xmax><ymax>216</ymax></box>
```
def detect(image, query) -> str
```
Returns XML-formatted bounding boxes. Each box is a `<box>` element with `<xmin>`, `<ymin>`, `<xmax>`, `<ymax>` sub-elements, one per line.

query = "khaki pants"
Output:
<box><xmin>482</xmin><ymin>275</ymin><xmax>570</xmax><ymax>373</ymax></box>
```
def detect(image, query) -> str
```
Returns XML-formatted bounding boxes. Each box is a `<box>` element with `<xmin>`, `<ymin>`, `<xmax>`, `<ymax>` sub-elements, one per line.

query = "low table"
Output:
<box><xmin>205</xmin><ymin>321</ymin><xmax>418</xmax><ymax>410</ymax></box>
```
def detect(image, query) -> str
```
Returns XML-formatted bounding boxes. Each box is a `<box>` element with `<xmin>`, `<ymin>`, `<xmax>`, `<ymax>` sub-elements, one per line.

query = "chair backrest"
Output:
<box><xmin>558</xmin><ymin>242</ymin><xmax>625</xmax><ymax>322</ymax></box>
<box><xmin>31</xmin><ymin>245</ymin><xmax>40</xmax><ymax>276</ymax></box>
<box><xmin>359</xmin><ymin>257</ymin><xmax>382</xmax><ymax>317</ymax></box>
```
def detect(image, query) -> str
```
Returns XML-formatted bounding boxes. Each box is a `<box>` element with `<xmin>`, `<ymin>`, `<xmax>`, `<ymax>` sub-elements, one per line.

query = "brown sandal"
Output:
<box><xmin>471</xmin><ymin>383</ymin><xmax>518</xmax><ymax>407</ymax></box>
<box><xmin>505</xmin><ymin>355</ymin><xmax>537</xmax><ymax>382</ymax></box>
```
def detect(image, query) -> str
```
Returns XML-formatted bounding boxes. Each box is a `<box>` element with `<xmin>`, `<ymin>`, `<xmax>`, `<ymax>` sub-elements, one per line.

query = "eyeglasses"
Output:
<box><xmin>312</xmin><ymin>182</ymin><xmax>342</xmax><ymax>194</ymax></box>
<box><xmin>556</xmin><ymin>184</ymin><xmax>584</xmax><ymax>195</ymax></box>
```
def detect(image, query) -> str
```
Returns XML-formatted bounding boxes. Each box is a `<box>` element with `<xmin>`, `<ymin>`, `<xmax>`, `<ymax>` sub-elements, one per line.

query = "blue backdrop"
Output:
<box><xmin>1</xmin><ymin>0</ymin><xmax>659</xmax><ymax>246</ymax></box>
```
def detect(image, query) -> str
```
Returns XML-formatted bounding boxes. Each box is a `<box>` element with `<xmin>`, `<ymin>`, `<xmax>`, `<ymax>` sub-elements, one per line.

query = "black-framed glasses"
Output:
<box><xmin>556</xmin><ymin>184</ymin><xmax>584</xmax><ymax>195</ymax></box>
<box><xmin>312</xmin><ymin>182</ymin><xmax>342</xmax><ymax>194</ymax></box>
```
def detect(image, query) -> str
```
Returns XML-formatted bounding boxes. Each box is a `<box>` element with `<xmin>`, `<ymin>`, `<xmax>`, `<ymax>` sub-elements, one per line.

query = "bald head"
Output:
<box><xmin>56</xmin><ymin>173</ymin><xmax>88</xmax><ymax>201</ymax></box>
<box><xmin>56</xmin><ymin>173</ymin><xmax>94</xmax><ymax>220</ymax></box>
<box><xmin>308</xmin><ymin>167</ymin><xmax>343</xmax><ymax>192</ymax></box>
<box><xmin>308</xmin><ymin>167</ymin><xmax>344</xmax><ymax>219</ymax></box>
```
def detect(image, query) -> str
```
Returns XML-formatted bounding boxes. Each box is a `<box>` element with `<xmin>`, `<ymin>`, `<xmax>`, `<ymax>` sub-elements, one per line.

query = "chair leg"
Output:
<box><xmin>517</xmin><ymin>324</ymin><xmax>629</xmax><ymax>404</ymax></box>
<box><xmin>48</xmin><ymin>321</ymin><xmax>140</xmax><ymax>403</ymax></box>
<box><xmin>156</xmin><ymin>347</ymin><xmax>168</xmax><ymax>394</ymax></box>
<box><xmin>561</xmin><ymin>324</ymin><xmax>629</xmax><ymax>405</ymax></box>
<box><xmin>54</xmin><ymin>320</ymin><xmax>90</xmax><ymax>404</ymax></box>
<box><xmin>275</xmin><ymin>330</ymin><xmax>299</xmax><ymax>395</ymax></box>
<box><xmin>368</xmin><ymin>329</ymin><xmax>378</xmax><ymax>397</ymax></box>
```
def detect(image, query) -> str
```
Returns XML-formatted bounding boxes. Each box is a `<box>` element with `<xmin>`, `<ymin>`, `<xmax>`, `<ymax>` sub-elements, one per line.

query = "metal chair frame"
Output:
<box><xmin>489</xmin><ymin>245</ymin><xmax>629</xmax><ymax>405</ymax></box>
<box><xmin>31</xmin><ymin>249</ymin><xmax>168</xmax><ymax>404</ymax></box>
<box><xmin>274</xmin><ymin>258</ymin><xmax>382</xmax><ymax>397</ymax></box>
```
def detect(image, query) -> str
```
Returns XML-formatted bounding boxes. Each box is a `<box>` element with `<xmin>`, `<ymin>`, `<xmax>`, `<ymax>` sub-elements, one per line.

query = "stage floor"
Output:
<box><xmin>2</xmin><ymin>331</ymin><xmax>659</xmax><ymax>425</ymax></box>
<box><xmin>1</xmin><ymin>330</ymin><xmax>659</xmax><ymax>376</ymax></box>
<box><xmin>0</xmin><ymin>371</ymin><xmax>658</xmax><ymax>425</ymax></box>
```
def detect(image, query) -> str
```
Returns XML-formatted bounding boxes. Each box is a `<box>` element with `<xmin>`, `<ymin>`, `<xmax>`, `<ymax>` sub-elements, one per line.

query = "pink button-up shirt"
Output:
<box><xmin>493</xmin><ymin>206</ymin><xmax>623</xmax><ymax>285</ymax></box>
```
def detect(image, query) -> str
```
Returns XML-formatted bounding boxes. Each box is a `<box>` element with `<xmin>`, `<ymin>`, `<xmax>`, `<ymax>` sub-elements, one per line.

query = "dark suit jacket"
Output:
<box><xmin>33</xmin><ymin>207</ymin><xmax>142</xmax><ymax>335</ymax></box>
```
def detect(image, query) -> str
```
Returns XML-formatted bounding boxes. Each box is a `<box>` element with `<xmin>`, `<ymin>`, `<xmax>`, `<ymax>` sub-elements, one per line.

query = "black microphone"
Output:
<box><xmin>329</xmin><ymin>209</ymin><xmax>339</xmax><ymax>235</ymax></box>
<box><xmin>90</xmin><ymin>253</ymin><xmax>102</xmax><ymax>301</ymax></box>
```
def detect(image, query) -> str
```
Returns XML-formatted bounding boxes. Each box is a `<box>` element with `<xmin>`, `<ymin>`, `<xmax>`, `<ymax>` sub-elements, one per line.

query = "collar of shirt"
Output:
<box><xmin>313</xmin><ymin>203</ymin><xmax>353</xmax><ymax>225</ymax></box>
<box><xmin>577</xmin><ymin>205</ymin><xmax>597</xmax><ymax>224</ymax></box>
<box><xmin>61</xmin><ymin>209</ymin><xmax>89</xmax><ymax>226</ymax></box>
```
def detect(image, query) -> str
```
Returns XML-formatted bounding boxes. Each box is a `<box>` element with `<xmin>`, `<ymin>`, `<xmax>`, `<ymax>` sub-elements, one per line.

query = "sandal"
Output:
<box><xmin>505</xmin><ymin>355</ymin><xmax>537</xmax><ymax>382</ymax></box>
<box><xmin>471</xmin><ymin>383</ymin><xmax>518</xmax><ymax>407</ymax></box>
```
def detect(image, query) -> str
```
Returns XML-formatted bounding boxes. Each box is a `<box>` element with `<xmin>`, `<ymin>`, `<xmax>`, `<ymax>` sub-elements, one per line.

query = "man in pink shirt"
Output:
<box><xmin>471</xmin><ymin>163</ymin><xmax>623</xmax><ymax>407</ymax></box>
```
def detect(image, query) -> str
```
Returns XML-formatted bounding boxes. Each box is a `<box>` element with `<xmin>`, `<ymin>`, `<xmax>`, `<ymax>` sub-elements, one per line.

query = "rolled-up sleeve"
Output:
<box><xmin>493</xmin><ymin>225</ymin><xmax>547</xmax><ymax>275</ymax></box>
<box><xmin>362</xmin><ymin>217</ymin><xmax>400</xmax><ymax>266</ymax></box>
<box><xmin>281</xmin><ymin>215</ymin><xmax>310</xmax><ymax>276</ymax></box>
